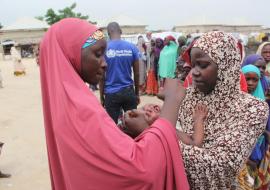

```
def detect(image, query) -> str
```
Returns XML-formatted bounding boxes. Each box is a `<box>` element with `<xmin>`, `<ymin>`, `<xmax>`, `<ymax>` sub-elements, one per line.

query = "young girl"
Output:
<box><xmin>242</xmin><ymin>65</ymin><xmax>265</xmax><ymax>100</ymax></box>
<box><xmin>121</xmin><ymin>103</ymin><xmax>208</xmax><ymax>147</ymax></box>
<box><xmin>237</xmin><ymin>64</ymin><xmax>270</xmax><ymax>189</ymax></box>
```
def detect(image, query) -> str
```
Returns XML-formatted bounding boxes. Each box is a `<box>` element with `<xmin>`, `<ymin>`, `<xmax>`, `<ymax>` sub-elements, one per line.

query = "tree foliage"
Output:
<box><xmin>42</xmin><ymin>3</ymin><xmax>89</xmax><ymax>25</ymax></box>
<box><xmin>0</xmin><ymin>23</ymin><xmax>2</xmax><ymax>29</ymax></box>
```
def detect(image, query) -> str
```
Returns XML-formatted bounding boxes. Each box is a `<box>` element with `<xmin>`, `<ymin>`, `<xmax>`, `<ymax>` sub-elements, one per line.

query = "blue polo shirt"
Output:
<box><xmin>104</xmin><ymin>39</ymin><xmax>140</xmax><ymax>94</ymax></box>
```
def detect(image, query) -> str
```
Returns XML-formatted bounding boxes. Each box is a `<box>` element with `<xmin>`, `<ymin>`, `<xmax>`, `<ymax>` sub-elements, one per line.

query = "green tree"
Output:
<box><xmin>35</xmin><ymin>16</ymin><xmax>44</xmax><ymax>21</ymax></box>
<box><xmin>41</xmin><ymin>3</ymin><xmax>90</xmax><ymax>25</ymax></box>
<box><xmin>0</xmin><ymin>23</ymin><xmax>2</xmax><ymax>29</ymax></box>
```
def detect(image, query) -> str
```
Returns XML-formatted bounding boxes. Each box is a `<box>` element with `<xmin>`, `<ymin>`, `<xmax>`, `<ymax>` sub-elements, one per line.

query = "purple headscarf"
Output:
<box><xmin>154</xmin><ymin>38</ymin><xmax>164</xmax><ymax>58</ymax></box>
<box><xmin>242</xmin><ymin>54</ymin><xmax>269</xmax><ymax>93</ymax></box>
<box><xmin>242</xmin><ymin>54</ymin><xmax>264</xmax><ymax>67</ymax></box>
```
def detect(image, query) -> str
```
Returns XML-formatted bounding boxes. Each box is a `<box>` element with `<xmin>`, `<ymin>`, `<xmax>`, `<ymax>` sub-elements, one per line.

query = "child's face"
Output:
<box><xmin>244</xmin><ymin>72</ymin><xmax>259</xmax><ymax>94</ymax></box>
<box><xmin>142</xmin><ymin>104</ymin><xmax>161</xmax><ymax>125</ymax></box>
<box><xmin>122</xmin><ymin>104</ymin><xmax>161</xmax><ymax>138</ymax></box>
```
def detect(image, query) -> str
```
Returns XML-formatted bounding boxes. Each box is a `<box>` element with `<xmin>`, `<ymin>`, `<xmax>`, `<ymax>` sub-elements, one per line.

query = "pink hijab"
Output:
<box><xmin>39</xmin><ymin>18</ymin><xmax>189</xmax><ymax>190</ymax></box>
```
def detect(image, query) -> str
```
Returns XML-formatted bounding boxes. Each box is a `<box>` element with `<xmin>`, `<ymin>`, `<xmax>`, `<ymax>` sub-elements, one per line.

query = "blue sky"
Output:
<box><xmin>0</xmin><ymin>0</ymin><xmax>268</xmax><ymax>30</ymax></box>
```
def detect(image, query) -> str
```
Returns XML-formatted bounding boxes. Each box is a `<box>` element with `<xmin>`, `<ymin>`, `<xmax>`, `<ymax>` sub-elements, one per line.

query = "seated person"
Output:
<box><xmin>120</xmin><ymin>103</ymin><xmax>208</xmax><ymax>147</ymax></box>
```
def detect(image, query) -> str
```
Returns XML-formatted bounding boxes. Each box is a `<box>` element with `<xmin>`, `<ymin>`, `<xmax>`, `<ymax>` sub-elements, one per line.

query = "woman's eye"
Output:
<box><xmin>200</xmin><ymin>64</ymin><xmax>208</xmax><ymax>69</ymax></box>
<box><xmin>95</xmin><ymin>52</ymin><xmax>102</xmax><ymax>57</ymax></box>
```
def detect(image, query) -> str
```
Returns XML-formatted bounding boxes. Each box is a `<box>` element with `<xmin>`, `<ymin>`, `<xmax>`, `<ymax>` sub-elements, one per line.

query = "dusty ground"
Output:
<box><xmin>0</xmin><ymin>58</ymin><xmax>162</xmax><ymax>190</ymax></box>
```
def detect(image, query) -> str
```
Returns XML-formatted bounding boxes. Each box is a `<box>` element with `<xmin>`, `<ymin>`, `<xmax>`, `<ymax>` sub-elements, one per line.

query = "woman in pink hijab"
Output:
<box><xmin>39</xmin><ymin>18</ymin><xmax>189</xmax><ymax>190</ymax></box>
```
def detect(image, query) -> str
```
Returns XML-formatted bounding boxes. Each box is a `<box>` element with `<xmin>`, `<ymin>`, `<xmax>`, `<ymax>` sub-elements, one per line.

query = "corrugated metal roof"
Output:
<box><xmin>175</xmin><ymin>16</ymin><xmax>260</xmax><ymax>27</ymax></box>
<box><xmin>1</xmin><ymin>17</ymin><xmax>49</xmax><ymax>31</ymax></box>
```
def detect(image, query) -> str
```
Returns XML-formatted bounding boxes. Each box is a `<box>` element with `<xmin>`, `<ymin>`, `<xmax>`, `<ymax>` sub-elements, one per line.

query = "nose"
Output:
<box><xmin>101</xmin><ymin>56</ymin><xmax>107</xmax><ymax>69</ymax></box>
<box><xmin>192</xmin><ymin>67</ymin><xmax>200</xmax><ymax>78</ymax></box>
<box><xmin>247</xmin><ymin>80</ymin><xmax>255</xmax><ymax>87</ymax></box>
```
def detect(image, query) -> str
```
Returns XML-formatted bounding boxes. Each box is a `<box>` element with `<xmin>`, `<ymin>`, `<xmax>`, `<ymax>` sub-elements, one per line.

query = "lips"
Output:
<box><xmin>193</xmin><ymin>80</ymin><xmax>205</xmax><ymax>85</ymax></box>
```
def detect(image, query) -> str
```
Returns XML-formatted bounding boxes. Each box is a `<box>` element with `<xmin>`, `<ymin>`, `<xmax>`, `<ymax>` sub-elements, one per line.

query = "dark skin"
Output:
<box><xmin>178</xmin><ymin>38</ymin><xmax>186</xmax><ymax>47</ymax></box>
<box><xmin>124</xmin><ymin>79</ymin><xmax>186</xmax><ymax>138</ymax></box>
<box><xmin>81</xmin><ymin>39</ymin><xmax>107</xmax><ymax>85</ymax></box>
<box><xmin>190</xmin><ymin>48</ymin><xmax>218</xmax><ymax>94</ymax></box>
<box><xmin>123</xmin><ymin>104</ymin><xmax>161</xmax><ymax>138</ymax></box>
<box><xmin>254</xmin><ymin>59</ymin><xmax>266</xmax><ymax>77</ymax></box>
<box><xmin>261</xmin><ymin>44</ymin><xmax>270</xmax><ymax>63</ymax></box>
<box><xmin>156</xmin><ymin>39</ymin><xmax>163</xmax><ymax>49</ymax></box>
<box><xmin>177</xmin><ymin>104</ymin><xmax>208</xmax><ymax>147</ymax></box>
<box><xmin>244</xmin><ymin>72</ymin><xmax>259</xmax><ymax>94</ymax></box>
<box><xmin>99</xmin><ymin>27</ymin><xmax>140</xmax><ymax>105</ymax></box>
<box><xmin>123</xmin><ymin>103</ymin><xmax>208</xmax><ymax>146</ymax></box>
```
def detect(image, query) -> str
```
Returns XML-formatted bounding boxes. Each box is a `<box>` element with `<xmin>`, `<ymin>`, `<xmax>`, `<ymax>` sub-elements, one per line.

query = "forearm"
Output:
<box><xmin>177</xmin><ymin>130</ymin><xmax>203</xmax><ymax>147</ymax></box>
<box><xmin>190</xmin><ymin>121</ymin><xmax>204</xmax><ymax>147</ymax></box>
<box><xmin>133</xmin><ymin>60</ymin><xmax>140</xmax><ymax>96</ymax></box>
<box><xmin>177</xmin><ymin>130</ymin><xmax>193</xmax><ymax>145</ymax></box>
<box><xmin>134</xmin><ymin>72</ymin><xmax>139</xmax><ymax>96</ymax></box>
<box><xmin>160</xmin><ymin>97</ymin><xmax>182</xmax><ymax>127</ymax></box>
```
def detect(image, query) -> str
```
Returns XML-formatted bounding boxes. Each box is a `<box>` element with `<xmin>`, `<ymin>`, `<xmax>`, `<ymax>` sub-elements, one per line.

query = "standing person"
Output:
<box><xmin>137</xmin><ymin>35</ymin><xmax>147</xmax><ymax>95</ymax></box>
<box><xmin>0</xmin><ymin>142</ymin><xmax>11</xmax><ymax>178</ymax></box>
<box><xmin>158</xmin><ymin>36</ymin><xmax>178</xmax><ymax>87</ymax></box>
<box><xmin>99</xmin><ymin>22</ymin><xmax>140</xmax><ymax>124</ymax></box>
<box><xmin>146</xmin><ymin>32</ymin><xmax>152</xmax><ymax>71</ymax></box>
<box><xmin>257</xmin><ymin>42</ymin><xmax>270</xmax><ymax>77</ymax></box>
<box><xmin>154</xmin><ymin>38</ymin><xmax>164</xmax><ymax>80</ymax></box>
<box><xmin>145</xmin><ymin>39</ymin><xmax>158</xmax><ymax>95</ymax></box>
<box><xmin>177</xmin><ymin>36</ymin><xmax>187</xmax><ymax>57</ymax></box>
<box><xmin>178</xmin><ymin>31</ymin><xmax>269</xmax><ymax>189</ymax></box>
<box><xmin>10</xmin><ymin>46</ymin><xmax>25</xmax><ymax>76</ymax></box>
<box><xmin>39</xmin><ymin>18</ymin><xmax>189</xmax><ymax>190</ymax></box>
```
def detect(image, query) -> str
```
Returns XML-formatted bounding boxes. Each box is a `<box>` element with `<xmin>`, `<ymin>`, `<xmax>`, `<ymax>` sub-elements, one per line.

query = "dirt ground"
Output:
<box><xmin>0</xmin><ymin>58</ymin><xmax>162</xmax><ymax>190</ymax></box>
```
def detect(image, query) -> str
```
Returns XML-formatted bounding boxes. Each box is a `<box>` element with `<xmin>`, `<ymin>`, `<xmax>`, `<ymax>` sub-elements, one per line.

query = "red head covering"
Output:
<box><xmin>39</xmin><ymin>18</ymin><xmax>189</xmax><ymax>190</ymax></box>
<box><xmin>166</xmin><ymin>35</ymin><xmax>176</xmax><ymax>42</ymax></box>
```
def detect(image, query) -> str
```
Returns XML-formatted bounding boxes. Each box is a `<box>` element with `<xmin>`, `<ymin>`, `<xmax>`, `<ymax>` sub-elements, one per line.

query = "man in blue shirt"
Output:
<box><xmin>100</xmin><ymin>22</ymin><xmax>140</xmax><ymax>124</ymax></box>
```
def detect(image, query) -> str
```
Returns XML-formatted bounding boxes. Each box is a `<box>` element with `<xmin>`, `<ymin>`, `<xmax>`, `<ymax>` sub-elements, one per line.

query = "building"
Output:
<box><xmin>0</xmin><ymin>17</ymin><xmax>49</xmax><ymax>60</ymax></box>
<box><xmin>96</xmin><ymin>15</ymin><xmax>147</xmax><ymax>35</ymax></box>
<box><xmin>172</xmin><ymin>17</ymin><xmax>265</xmax><ymax>35</ymax></box>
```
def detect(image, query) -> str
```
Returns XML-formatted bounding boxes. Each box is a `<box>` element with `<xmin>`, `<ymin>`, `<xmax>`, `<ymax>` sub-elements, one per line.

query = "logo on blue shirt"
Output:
<box><xmin>106</xmin><ymin>49</ymin><xmax>133</xmax><ymax>58</ymax></box>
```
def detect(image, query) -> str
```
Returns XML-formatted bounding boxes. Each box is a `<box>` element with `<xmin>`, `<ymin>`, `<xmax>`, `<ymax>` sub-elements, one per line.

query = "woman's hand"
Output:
<box><xmin>159</xmin><ymin>79</ymin><xmax>186</xmax><ymax>127</ymax></box>
<box><xmin>158</xmin><ymin>79</ymin><xmax>186</xmax><ymax>102</ymax></box>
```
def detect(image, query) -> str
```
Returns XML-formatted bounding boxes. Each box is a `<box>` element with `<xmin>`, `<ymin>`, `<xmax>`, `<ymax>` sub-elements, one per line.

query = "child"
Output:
<box><xmin>120</xmin><ymin>103</ymin><xmax>208</xmax><ymax>147</ymax></box>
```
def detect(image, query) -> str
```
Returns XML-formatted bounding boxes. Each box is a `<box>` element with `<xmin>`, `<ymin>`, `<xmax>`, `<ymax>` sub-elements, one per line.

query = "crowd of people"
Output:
<box><xmin>1</xmin><ymin>17</ymin><xmax>270</xmax><ymax>190</ymax></box>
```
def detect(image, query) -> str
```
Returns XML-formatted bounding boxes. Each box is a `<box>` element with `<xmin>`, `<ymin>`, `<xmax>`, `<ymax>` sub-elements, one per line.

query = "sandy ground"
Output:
<box><xmin>0</xmin><ymin>58</ymin><xmax>162</xmax><ymax>190</ymax></box>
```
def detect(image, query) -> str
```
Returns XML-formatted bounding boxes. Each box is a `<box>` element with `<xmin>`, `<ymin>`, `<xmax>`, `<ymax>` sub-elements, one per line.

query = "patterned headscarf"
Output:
<box><xmin>242</xmin><ymin>54</ymin><xmax>264</xmax><ymax>67</ymax></box>
<box><xmin>82</xmin><ymin>30</ymin><xmax>105</xmax><ymax>49</ymax></box>
<box><xmin>178</xmin><ymin>31</ymin><xmax>268</xmax><ymax>189</ymax></box>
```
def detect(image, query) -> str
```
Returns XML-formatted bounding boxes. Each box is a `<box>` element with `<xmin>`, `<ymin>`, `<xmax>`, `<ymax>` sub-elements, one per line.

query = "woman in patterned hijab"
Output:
<box><xmin>178</xmin><ymin>31</ymin><xmax>269</xmax><ymax>189</ymax></box>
